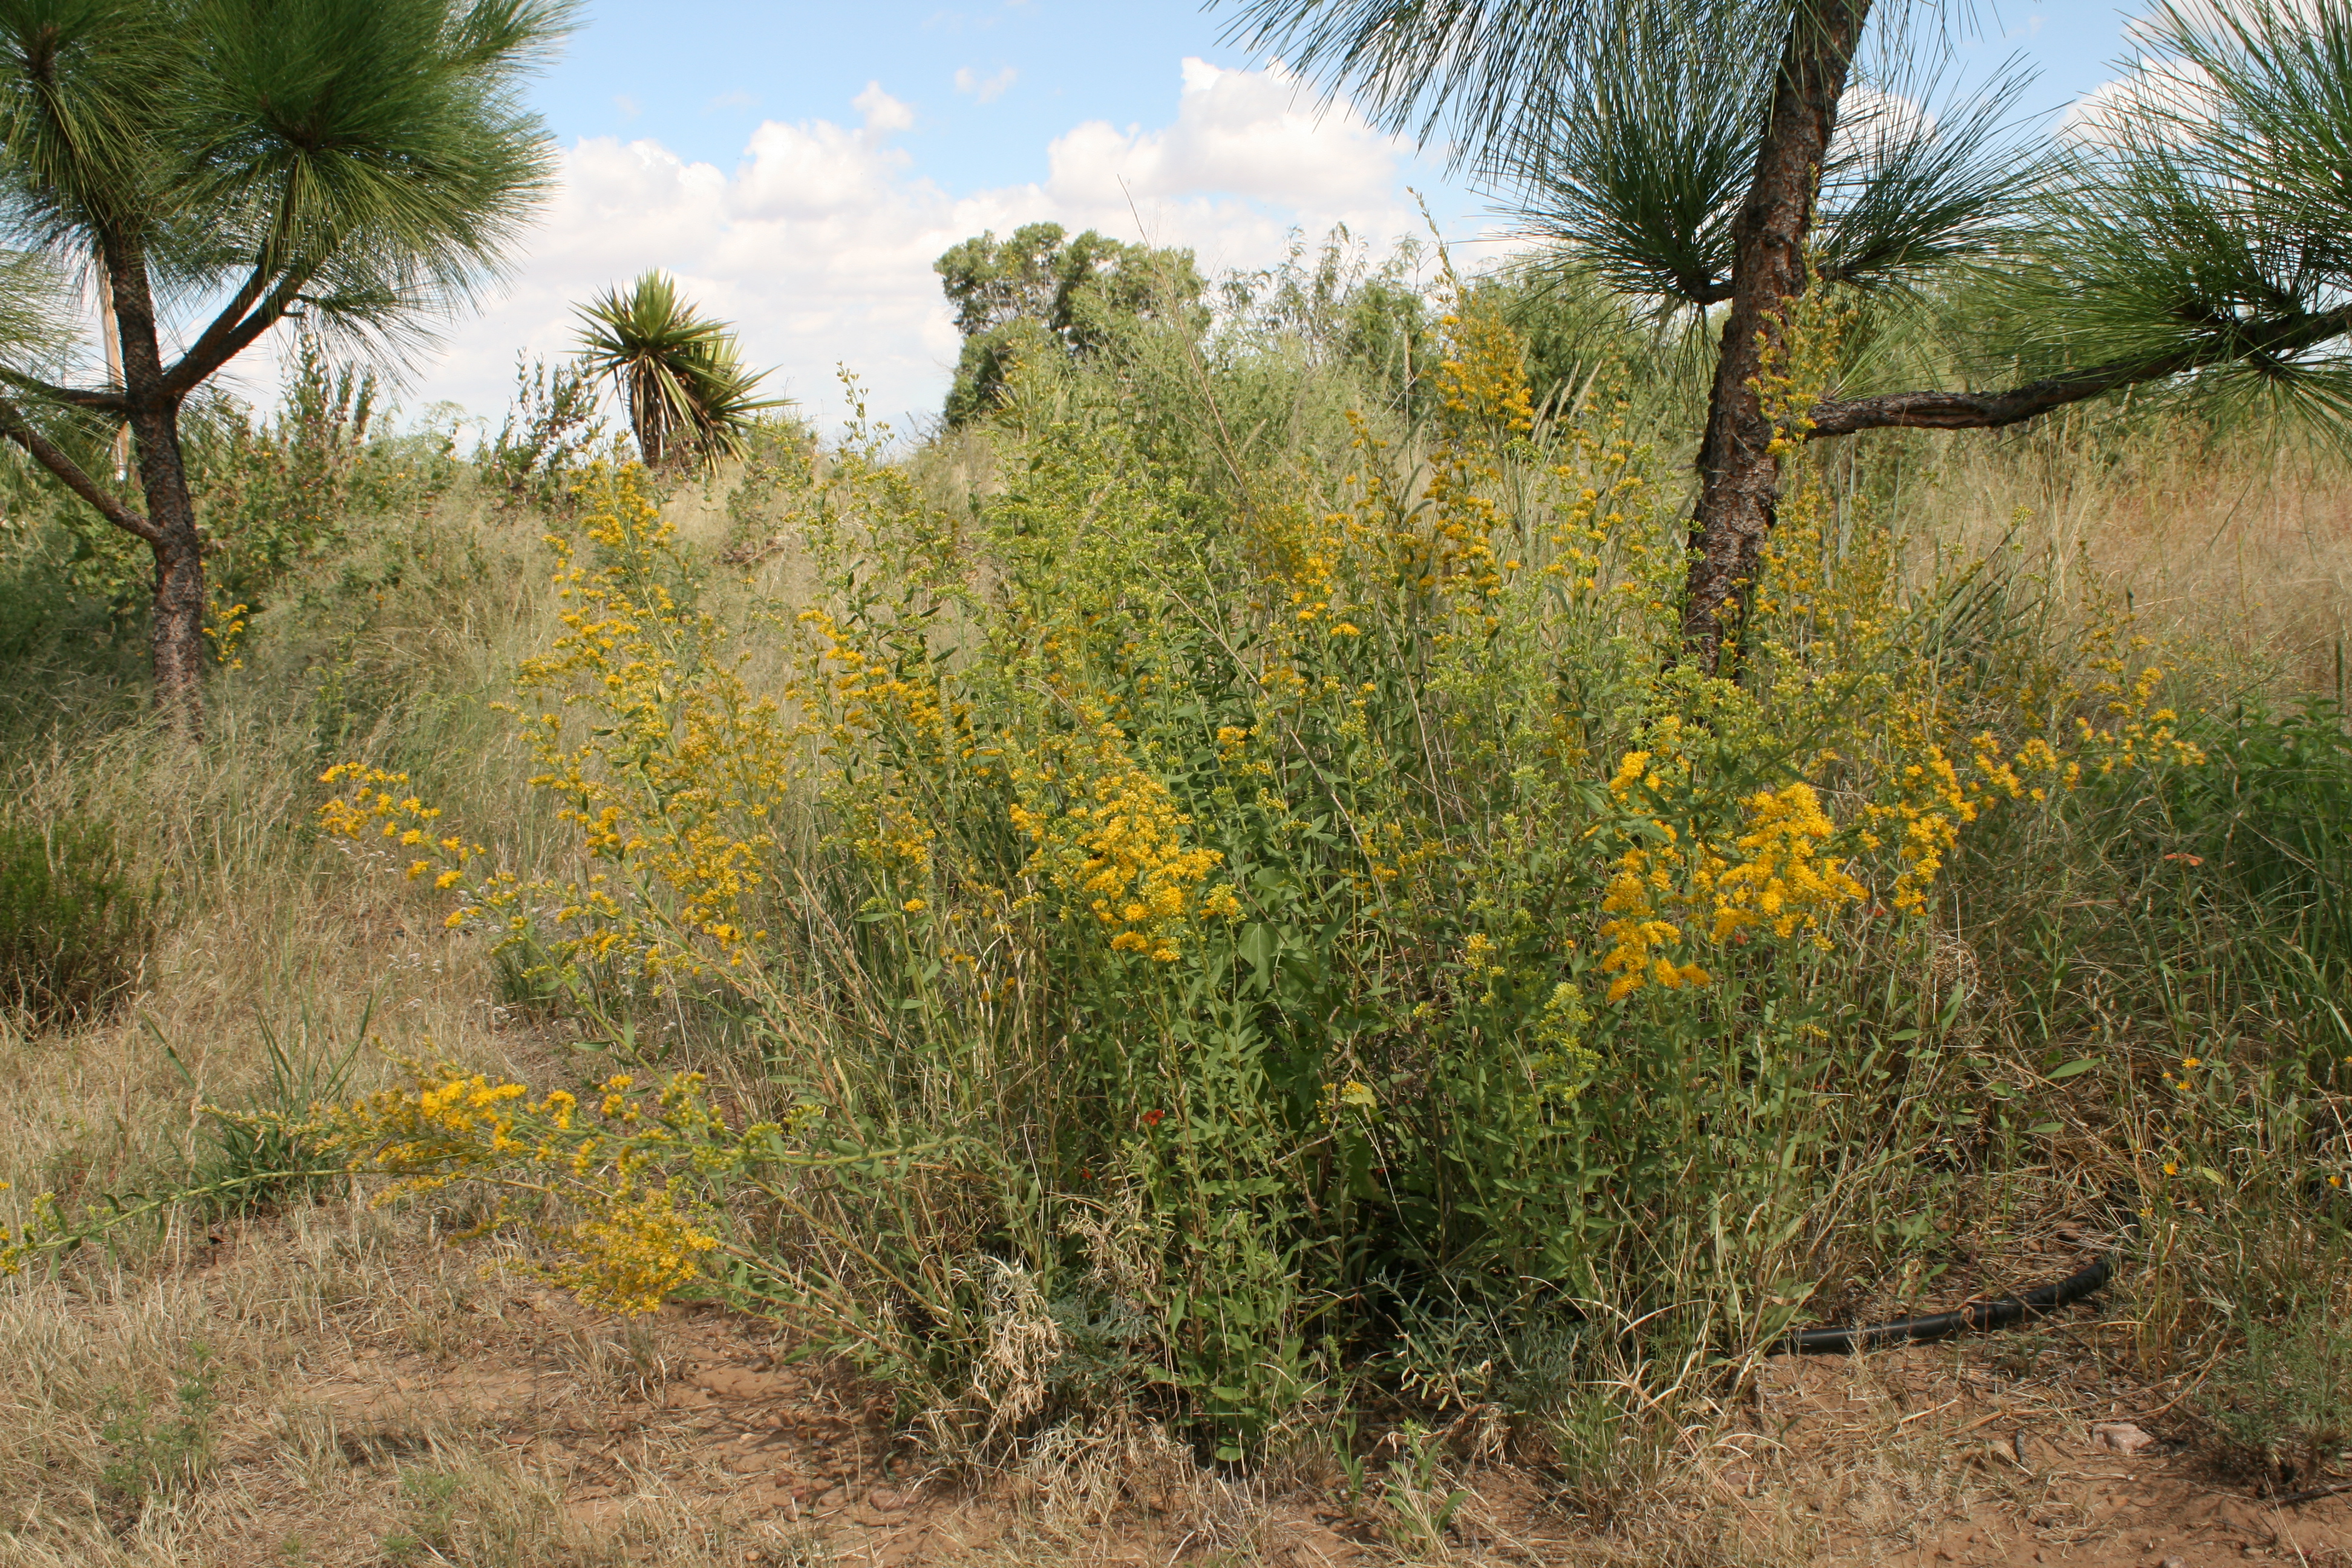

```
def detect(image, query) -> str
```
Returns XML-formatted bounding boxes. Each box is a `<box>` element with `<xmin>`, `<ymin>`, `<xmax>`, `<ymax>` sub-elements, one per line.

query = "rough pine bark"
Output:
<box><xmin>629</xmin><ymin>372</ymin><xmax>668</xmax><ymax>469</ymax></box>
<box><xmin>1681</xmin><ymin>0</ymin><xmax>1874</xmax><ymax>673</ymax></box>
<box><xmin>107</xmin><ymin>234</ymin><xmax>207</xmax><ymax>733</ymax></box>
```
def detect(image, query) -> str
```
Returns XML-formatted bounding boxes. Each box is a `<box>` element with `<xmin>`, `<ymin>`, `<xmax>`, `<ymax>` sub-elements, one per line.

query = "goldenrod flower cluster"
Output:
<box><xmin>792</xmin><ymin>603</ymin><xmax>961</xmax><ymax>886</ymax></box>
<box><xmin>315</xmin><ymin>1064</ymin><xmax>788</xmax><ymax>1315</ymax></box>
<box><xmin>524</xmin><ymin>485</ymin><xmax>756</xmax><ymax>947</ymax></box>
<box><xmin>1598</xmin><ymin>843</ymin><xmax>1713</xmax><ymax>1002</ymax></box>
<box><xmin>1524</xmin><ymin>979</ymin><xmax>1602</xmax><ymax>1104</ymax></box>
<box><xmin>1009</xmin><ymin>720</ymin><xmax>1238</xmax><ymax>961</ymax></box>
<box><xmin>203</xmin><ymin>596</ymin><xmax>251</xmax><ymax>670</ymax></box>
<box><xmin>1596</xmin><ymin>767</ymin><xmax>1868</xmax><ymax>1004</ymax></box>
<box><xmin>1708</xmin><ymin>783</ymin><xmax>1869</xmax><ymax>942</ymax></box>
<box><xmin>543</xmin><ymin>1180</ymin><xmax>725</xmax><ymax>1316</ymax></box>
<box><xmin>1541</xmin><ymin>420</ymin><xmax>1650</xmax><ymax>612</ymax></box>
<box><xmin>1576</xmin><ymin>278</ymin><xmax>2209</xmax><ymax>1003</ymax></box>
<box><xmin>2074</xmin><ymin>638</ymin><xmax>2207</xmax><ymax>776</ymax></box>
<box><xmin>1247</xmin><ymin>296</ymin><xmax>1561</xmax><ymax>681</ymax></box>
<box><xmin>482</xmin><ymin>464</ymin><xmax>804</xmax><ymax>980</ymax></box>
<box><xmin>0</xmin><ymin>1181</ymin><xmax>54</xmax><ymax>1278</ymax></box>
<box><xmin>1417</xmin><ymin>307</ymin><xmax>1530</xmax><ymax>612</ymax></box>
<box><xmin>316</xmin><ymin>763</ymin><xmax>485</xmax><ymax>892</ymax></box>
<box><xmin>1319</xmin><ymin>1078</ymin><xmax>1379</xmax><ymax>1122</ymax></box>
<box><xmin>1592</xmin><ymin>699</ymin><xmax>2080</xmax><ymax>1002</ymax></box>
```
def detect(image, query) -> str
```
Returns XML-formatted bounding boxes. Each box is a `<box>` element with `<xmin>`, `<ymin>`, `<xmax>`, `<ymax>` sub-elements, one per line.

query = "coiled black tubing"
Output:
<box><xmin>1769</xmin><ymin>1240</ymin><xmax>2120</xmax><ymax>1356</ymax></box>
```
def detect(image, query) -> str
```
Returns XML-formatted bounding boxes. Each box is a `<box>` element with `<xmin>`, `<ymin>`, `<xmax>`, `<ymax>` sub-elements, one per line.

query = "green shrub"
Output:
<box><xmin>306</xmin><ymin>293</ymin><xmax>2244</xmax><ymax>1468</ymax></box>
<box><xmin>224</xmin><ymin>261</ymin><xmax>2352</xmax><ymax>1500</ymax></box>
<box><xmin>0</xmin><ymin>813</ymin><xmax>152</xmax><ymax>1026</ymax></box>
<box><xmin>2183</xmin><ymin>695</ymin><xmax>2352</xmax><ymax>977</ymax></box>
<box><xmin>478</xmin><ymin>352</ymin><xmax>606</xmax><ymax>515</ymax></box>
<box><xmin>2198</xmin><ymin>1266</ymin><xmax>2352</xmax><ymax>1489</ymax></box>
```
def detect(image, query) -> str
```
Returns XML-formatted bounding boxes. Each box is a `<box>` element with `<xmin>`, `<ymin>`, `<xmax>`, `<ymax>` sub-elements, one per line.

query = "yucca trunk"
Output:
<box><xmin>629</xmin><ymin>370</ymin><xmax>670</xmax><ymax>469</ymax></box>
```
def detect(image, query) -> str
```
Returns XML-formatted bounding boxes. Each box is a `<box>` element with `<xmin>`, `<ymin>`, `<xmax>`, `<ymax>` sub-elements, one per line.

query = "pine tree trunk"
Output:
<box><xmin>106</xmin><ymin>237</ymin><xmax>207</xmax><ymax>734</ymax></box>
<box><xmin>137</xmin><ymin>407</ymin><xmax>206</xmax><ymax>727</ymax></box>
<box><xmin>1681</xmin><ymin>0</ymin><xmax>1873</xmax><ymax>675</ymax></box>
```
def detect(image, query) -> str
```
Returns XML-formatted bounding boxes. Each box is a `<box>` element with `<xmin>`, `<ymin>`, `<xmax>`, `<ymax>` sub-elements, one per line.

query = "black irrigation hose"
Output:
<box><xmin>1769</xmin><ymin>1234</ymin><xmax>2123</xmax><ymax>1356</ymax></box>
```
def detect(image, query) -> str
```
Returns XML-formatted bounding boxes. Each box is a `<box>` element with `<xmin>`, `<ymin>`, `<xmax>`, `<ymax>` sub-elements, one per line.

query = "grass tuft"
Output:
<box><xmin>0</xmin><ymin>812</ymin><xmax>154</xmax><ymax>1028</ymax></box>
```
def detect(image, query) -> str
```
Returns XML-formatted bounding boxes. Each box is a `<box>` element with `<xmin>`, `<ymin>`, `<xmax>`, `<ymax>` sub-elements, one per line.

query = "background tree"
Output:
<box><xmin>935</xmin><ymin>222</ymin><xmax>1207</xmax><ymax>423</ymax></box>
<box><xmin>0</xmin><ymin>0</ymin><xmax>573</xmax><ymax>728</ymax></box>
<box><xmin>1223</xmin><ymin>0</ymin><xmax>2352</xmax><ymax>671</ymax></box>
<box><xmin>574</xmin><ymin>270</ymin><xmax>782</xmax><ymax>471</ymax></box>
<box><xmin>1218</xmin><ymin>227</ymin><xmax>1437</xmax><ymax>416</ymax></box>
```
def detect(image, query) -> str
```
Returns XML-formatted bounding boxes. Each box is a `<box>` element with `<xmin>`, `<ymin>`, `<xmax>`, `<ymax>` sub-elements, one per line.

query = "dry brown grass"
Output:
<box><xmin>0</xmin><ymin>1200</ymin><xmax>831</xmax><ymax>1567</ymax></box>
<box><xmin>9</xmin><ymin>1198</ymin><xmax>2339</xmax><ymax>1568</ymax></box>
<box><xmin>1925</xmin><ymin>411</ymin><xmax>2352</xmax><ymax>692</ymax></box>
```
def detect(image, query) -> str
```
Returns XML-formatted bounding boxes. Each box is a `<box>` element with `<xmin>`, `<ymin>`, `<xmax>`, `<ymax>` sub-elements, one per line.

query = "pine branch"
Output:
<box><xmin>1807</xmin><ymin>305</ymin><xmax>2352</xmax><ymax>435</ymax></box>
<box><xmin>0</xmin><ymin>395</ymin><xmax>157</xmax><ymax>542</ymax></box>
<box><xmin>0</xmin><ymin>368</ymin><xmax>127</xmax><ymax>415</ymax></box>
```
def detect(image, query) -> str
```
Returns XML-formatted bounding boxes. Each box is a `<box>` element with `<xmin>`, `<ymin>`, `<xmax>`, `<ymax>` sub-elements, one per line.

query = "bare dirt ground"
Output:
<box><xmin>9</xmin><ymin>1204</ymin><xmax>2339</xmax><ymax>1568</ymax></box>
<box><xmin>1754</xmin><ymin>1347</ymin><xmax>2350</xmax><ymax>1568</ymax></box>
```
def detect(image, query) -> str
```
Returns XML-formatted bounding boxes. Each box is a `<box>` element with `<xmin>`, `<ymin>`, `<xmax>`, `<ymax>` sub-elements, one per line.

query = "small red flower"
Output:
<box><xmin>1142</xmin><ymin>1109</ymin><xmax>1166</xmax><ymax>1127</ymax></box>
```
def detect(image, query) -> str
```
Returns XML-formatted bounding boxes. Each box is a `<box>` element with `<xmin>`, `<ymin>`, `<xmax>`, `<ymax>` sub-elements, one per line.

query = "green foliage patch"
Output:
<box><xmin>276</xmin><ymin>286</ymin><xmax>2345</xmax><ymax>1481</ymax></box>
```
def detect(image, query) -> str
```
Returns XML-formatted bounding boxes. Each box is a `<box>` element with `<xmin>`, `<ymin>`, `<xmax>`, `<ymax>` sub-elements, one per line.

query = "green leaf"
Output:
<box><xmin>1239</xmin><ymin>921</ymin><xmax>1278</xmax><ymax>979</ymax></box>
<box><xmin>2046</xmin><ymin>1059</ymin><xmax>2100</xmax><ymax>1080</ymax></box>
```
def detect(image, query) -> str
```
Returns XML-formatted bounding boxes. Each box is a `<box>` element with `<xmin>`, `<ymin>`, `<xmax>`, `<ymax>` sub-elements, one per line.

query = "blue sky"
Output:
<box><xmin>380</xmin><ymin>1</ymin><xmax>2153</xmax><ymax>433</ymax></box>
<box><xmin>532</xmin><ymin>1</ymin><xmax>2134</xmax><ymax>178</ymax></box>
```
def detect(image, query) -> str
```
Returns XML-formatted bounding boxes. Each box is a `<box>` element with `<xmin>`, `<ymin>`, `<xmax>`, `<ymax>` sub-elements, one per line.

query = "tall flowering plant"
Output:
<box><xmin>269</xmin><ymin>286</ymin><xmax>2216</xmax><ymax>1457</ymax></box>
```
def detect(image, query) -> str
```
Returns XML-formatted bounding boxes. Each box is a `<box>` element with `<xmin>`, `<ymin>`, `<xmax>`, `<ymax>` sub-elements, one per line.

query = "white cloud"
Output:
<box><xmin>2060</xmin><ymin>55</ymin><xmax>2217</xmax><ymax>145</ymax></box>
<box><xmin>953</xmin><ymin>65</ymin><xmax>1018</xmax><ymax>104</ymax></box>
<box><xmin>1836</xmin><ymin>85</ymin><xmax>1935</xmax><ymax>149</ymax></box>
<box><xmin>2066</xmin><ymin>2</ymin><xmax>2323</xmax><ymax>146</ymax></box>
<box><xmin>2122</xmin><ymin>0</ymin><xmax>2326</xmax><ymax>51</ymax></box>
<box><xmin>852</xmin><ymin>81</ymin><xmax>916</xmax><ymax>134</ymax></box>
<box><xmin>394</xmin><ymin>60</ymin><xmax>1440</xmax><ymax>434</ymax></box>
<box><xmin>1046</xmin><ymin>58</ymin><xmax>1401</xmax><ymax>209</ymax></box>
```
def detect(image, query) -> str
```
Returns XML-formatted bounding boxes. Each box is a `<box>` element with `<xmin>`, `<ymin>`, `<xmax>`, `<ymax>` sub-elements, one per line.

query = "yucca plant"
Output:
<box><xmin>575</xmin><ymin>271</ymin><xmax>782</xmax><ymax>471</ymax></box>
